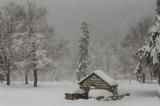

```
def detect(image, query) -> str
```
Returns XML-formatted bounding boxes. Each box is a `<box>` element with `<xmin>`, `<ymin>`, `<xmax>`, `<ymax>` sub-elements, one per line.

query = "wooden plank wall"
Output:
<box><xmin>79</xmin><ymin>74</ymin><xmax>114</xmax><ymax>92</ymax></box>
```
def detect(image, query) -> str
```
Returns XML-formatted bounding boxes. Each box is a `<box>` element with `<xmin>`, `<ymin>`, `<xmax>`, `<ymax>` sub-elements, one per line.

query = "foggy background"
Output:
<box><xmin>0</xmin><ymin>0</ymin><xmax>155</xmax><ymax>40</ymax></box>
<box><xmin>0</xmin><ymin>0</ymin><xmax>156</xmax><ymax>81</ymax></box>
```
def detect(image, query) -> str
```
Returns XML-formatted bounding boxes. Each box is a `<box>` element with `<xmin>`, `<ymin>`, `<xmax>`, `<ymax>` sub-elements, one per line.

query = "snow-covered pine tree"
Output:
<box><xmin>135</xmin><ymin>0</ymin><xmax>160</xmax><ymax>84</ymax></box>
<box><xmin>77</xmin><ymin>21</ymin><xmax>90</xmax><ymax>81</ymax></box>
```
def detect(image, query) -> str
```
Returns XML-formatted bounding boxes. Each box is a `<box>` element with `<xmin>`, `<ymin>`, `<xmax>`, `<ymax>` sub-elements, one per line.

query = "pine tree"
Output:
<box><xmin>77</xmin><ymin>21</ymin><xmax>90</xmax><ymax>81</ymax></box>
<box><xmin>135</xmin><ymin>0</ymin><xmax>160</xmax><ymax>84</ymax></box>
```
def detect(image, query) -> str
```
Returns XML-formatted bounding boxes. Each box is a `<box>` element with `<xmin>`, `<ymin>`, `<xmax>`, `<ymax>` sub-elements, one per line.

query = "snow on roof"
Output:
<box><xmin>79</xmin><ymin>70</ymin><xmax>118</xmax><ymax>85</ymax></box>
<box><xmin>93</xmin><ymin>70</ymin><xmax>118</xmax><ymax>85</ymax></box>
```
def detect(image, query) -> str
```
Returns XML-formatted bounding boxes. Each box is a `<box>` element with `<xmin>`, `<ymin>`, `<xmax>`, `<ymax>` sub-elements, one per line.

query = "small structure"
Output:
<box><xmin>79</xmin><ymin>70</ymin><xmax>118</xmax><ymax>95</ymax></box>
<box><xmin>65</xmin><ymin>88</ymin><xmax>88</xmax><ymax>100</ymax></box>
<box><xmin>65</xmin><ymin>70</ymin><xmax>119</xmax><ymax>100</ymax></box>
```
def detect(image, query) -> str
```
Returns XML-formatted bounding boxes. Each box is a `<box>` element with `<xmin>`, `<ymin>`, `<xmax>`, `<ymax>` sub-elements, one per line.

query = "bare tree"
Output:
<box><xmin>0</xmin><ymin>2</ymin><xmax>21</xmax><ymax>85</ymax></box>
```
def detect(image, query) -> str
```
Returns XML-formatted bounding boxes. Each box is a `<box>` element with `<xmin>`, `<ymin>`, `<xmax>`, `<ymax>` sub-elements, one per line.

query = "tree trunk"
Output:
<box><xmin>25</xmin><ymin>73</ymin><xmax>29</xmax><ymax>84</ymax></box>
<box><xmin>6</xmin><ymin>62</ymin><xmax>10</xmax><ymax>85</ymax></box>
<box><xmin>6</xmin><ymin>70</ymin><xmax>10</xmax><ymax>85</ymax></box>
<box><xmin>34</xmin><ymin>69</ymin><xmax>37</xmax><ymax>87</ymax></box>
<box><xmin>158</xmin><ymin>72</ymin><xmax>160</xmax><ymax>85</ymax></box>
<box><xmin>142</xmin><ymin>73</ymin><xmax>145</xmax><ymax>83</ymax></box>
<box><xmin>0</xmin><ymin>74</ymin><xmax>3</xmax><ymax>83</ymax></box>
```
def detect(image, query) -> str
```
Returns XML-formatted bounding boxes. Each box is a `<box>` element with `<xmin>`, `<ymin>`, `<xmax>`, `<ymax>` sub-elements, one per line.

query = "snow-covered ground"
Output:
<box><xmin>0</xmin><ymin>80</ymin><xmax>159</xmax><ymax>106</ymax></box>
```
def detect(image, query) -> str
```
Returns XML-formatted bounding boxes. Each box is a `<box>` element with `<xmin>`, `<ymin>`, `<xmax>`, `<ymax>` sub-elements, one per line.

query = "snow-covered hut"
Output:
<box><xmin>79</xmin><ymin>70</ymin><xmax>118</xmax><ymax>95</ymax></box>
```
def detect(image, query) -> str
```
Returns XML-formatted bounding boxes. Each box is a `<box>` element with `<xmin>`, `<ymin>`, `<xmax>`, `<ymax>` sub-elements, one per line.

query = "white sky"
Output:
<box><xmin>0</xmin><ymin>0</ymin><xmax>156</xmax><ymax>41</ymax></box>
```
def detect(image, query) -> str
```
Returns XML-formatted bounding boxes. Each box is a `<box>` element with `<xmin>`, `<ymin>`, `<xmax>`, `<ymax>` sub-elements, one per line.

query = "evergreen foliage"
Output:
<box><xmin>77</xmin><ymin>21</ymin><xmax>90</xmax><ymax>81</ymax></box>
<box><xmin>135</xmin><ymin>0</ymin><xmax>160</xmax><ymax>84</ymax></box>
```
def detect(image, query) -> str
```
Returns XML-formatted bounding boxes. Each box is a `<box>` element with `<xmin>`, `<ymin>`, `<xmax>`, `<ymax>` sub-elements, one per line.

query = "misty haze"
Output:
<box><xmin>0</xmin><ymin>0</ymin><xmax>159</xmax><ymax>106</ymax></box>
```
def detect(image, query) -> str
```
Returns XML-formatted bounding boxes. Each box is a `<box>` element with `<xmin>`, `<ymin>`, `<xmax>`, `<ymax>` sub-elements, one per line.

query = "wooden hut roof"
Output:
<box><xmin>79</xmin><ymin>70</ymin><xmax>118</xmax><ymax>85</ymax></box>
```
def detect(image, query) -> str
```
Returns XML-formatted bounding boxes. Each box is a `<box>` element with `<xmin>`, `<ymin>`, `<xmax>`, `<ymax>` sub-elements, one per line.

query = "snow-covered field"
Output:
<box><xmin>0</xmin><ymin>80</ymin><xmax>159</xmax><ymax>106</ymax></box>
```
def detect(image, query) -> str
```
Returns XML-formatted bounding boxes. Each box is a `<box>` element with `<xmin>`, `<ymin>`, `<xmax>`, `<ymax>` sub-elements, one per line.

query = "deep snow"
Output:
<box><xmin>0</xmin><ymin>80</ymin><xmax>159</xmax><ymax>106</ymax></box>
